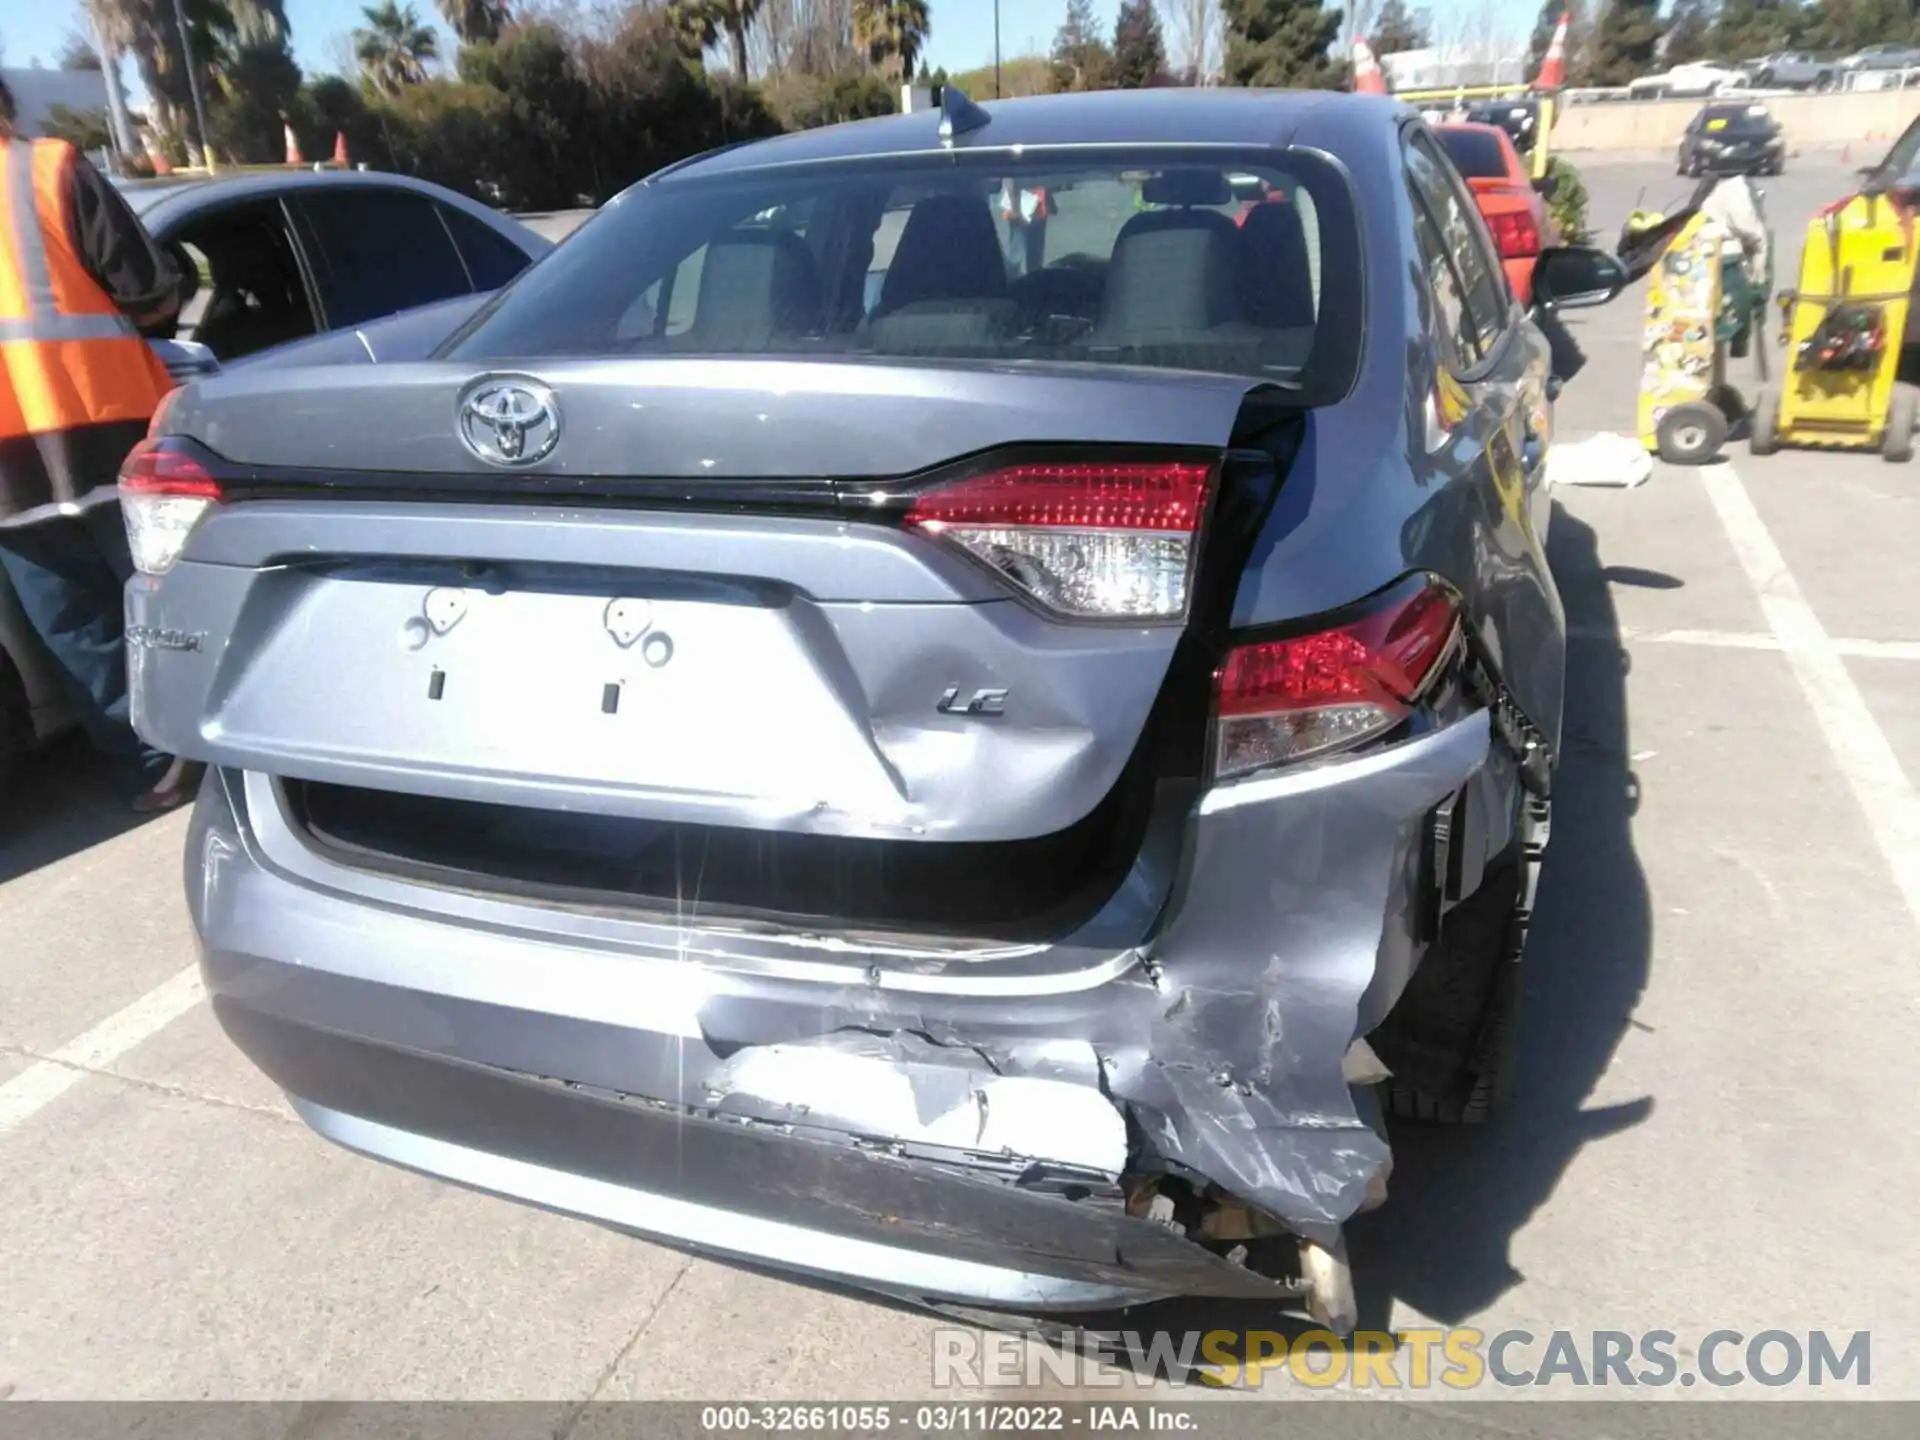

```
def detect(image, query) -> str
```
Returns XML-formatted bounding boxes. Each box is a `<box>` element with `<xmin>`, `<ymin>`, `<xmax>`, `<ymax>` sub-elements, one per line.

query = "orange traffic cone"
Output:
<box><xmin>284</xmin><ymin>123</ymin><xmax>304</xmax><ymax>166</ymax></box>
<box><xmin>1352</xmin><ymin>36</ymin><xmax>1387</xmax><ymax>95</ymax></box>
<box><xmin>332</xmin><ymin>131</ymin><xmax>349</xmax><ymax>166</ymax></box>
<box><xmin>1535</xmin><ymin>10</ymin><xmax>1570</xmax><ymax>90</ymax></box>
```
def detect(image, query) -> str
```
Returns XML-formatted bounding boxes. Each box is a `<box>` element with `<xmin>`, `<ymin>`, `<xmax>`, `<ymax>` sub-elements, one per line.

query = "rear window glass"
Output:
<box><xmin>1701</xmin><ymin>107</ymin><xmax>1774</xmax><ymax>135</ymax></box>
<box><xmin>1435</xmin><ymin>129</ymin><xmax>1511</xmax><ymax>179</ymax></box>
<box><xmin>447</xmin><ymin>148</ymin><xmax>1364</xmax><ymax>405</ymax></box>
<box><xmin>438</xmin><ymin>204</ymin><xmax>535</xmax><ymax>291</ymax></box>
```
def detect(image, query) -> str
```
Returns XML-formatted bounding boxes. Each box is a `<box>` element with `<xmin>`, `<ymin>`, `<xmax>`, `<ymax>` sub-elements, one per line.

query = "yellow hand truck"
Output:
<box><xmin>1629</xmin><ymin>206</ymin><xmax>1771</xmax><ymax>466</ymax></box>
<box><xmin>1749</xmin><ymin>190</ymin><xmax>1917</xmax><ymax>463</ymax></box>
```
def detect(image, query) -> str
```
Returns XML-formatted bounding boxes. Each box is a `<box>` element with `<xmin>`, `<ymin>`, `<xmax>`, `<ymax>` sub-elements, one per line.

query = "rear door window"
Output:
<box><xmin>294</xmin><ymin>187</ymin><xmax>472</xmax><ymax>329</ymax></box>
<box><xmin>1405</xmin><ymin>129</ymin><xmax>1511</xmax><ymax>354</ymax></box>
<box><xmin>164</xmin><ymin>198</ymin><xmax>320</xmax><ymax>362</ymax></box>
<box><xmin>437</xmin><ymin>203</ymin><xmax>536</xmax><ymax>291</ymax></box>
<box><xmin>1407</xmin><ymin>187</ymin><xmax>1481</xmax><ymax>369</ymax></box>
<box><xmin>1435</xmin><ymin>128</ymin><xmax>1511</xmax><ymax>180</ymax></box>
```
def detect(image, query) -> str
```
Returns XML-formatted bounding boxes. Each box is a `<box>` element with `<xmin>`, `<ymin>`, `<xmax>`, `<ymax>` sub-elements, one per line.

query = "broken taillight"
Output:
<box><xmin>1213</xmin><ymin>578</ymin><xmax>1461</xmax><ymax>779</ymax></box>
<box><xmin>120</xmin><ymin>436</ymin><xmax>224</xmax><ymax>577</ymax></box>
<box><xmin>905</xmin><ymin>458</ymin><xmax>1214</xmax><ymax>620</ymax></box>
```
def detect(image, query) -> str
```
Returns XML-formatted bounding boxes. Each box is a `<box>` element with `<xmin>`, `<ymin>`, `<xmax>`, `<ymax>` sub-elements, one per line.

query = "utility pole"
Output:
<box><xmin>993</xmin><ymin>0</ymin><xmax>1002</xmax><ymax>97</ymax></box>
<box><xmin>170</xmin><ymin>0</ymin><xmax>216</xmax><ymax>170</ymax></box>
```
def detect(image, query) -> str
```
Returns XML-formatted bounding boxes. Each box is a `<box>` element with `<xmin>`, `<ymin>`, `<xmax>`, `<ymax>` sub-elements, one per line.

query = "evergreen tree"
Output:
<box><xmin>1112</xmin><ymin>0</ymin><xmax>1170</xmax><ymax>86</ymax></box>
<box><xmin>1798</xmin><ymin>0</ymin><xmax>1910</xmax><ymax>53</ymax></box>
<box><xmin>1707</xmin><ymin>0</ymin><xmax>1796</xmax><ymax>60</ymax></box>
<box><xmin>1584</xmin><ymin>0</ymin><xmax>1663</xmax><ymax>86</ymax></box>
<box><xmin>1663</xmin><ymin>0</ymin><xmax>1713</xmax><ymax>64</ymax></box>
<box><xmin>1052</xmin><ymin>0</ymin><xmax>1115</xmax><ymax>90</ymax></box>
<box><xmin>1370</xmin><ymin>0</ymin><xmax>1427</xmax><ymax>56</ymax></box>
<box><xmin>1220</xmin><ymin>0</ymin><xmax>1342</xmax><ymax>89</ymax></box>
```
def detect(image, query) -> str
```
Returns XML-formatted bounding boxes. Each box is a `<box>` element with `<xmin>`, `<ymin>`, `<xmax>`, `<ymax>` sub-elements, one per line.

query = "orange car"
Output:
<box><xmin>1434</xmin><ymin>122</ymin><xmax>1561</xmax><ymax>304</ymax></box>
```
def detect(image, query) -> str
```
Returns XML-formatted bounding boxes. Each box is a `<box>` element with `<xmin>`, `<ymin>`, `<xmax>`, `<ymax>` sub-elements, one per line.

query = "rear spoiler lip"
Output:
<box><xmin>180</xmin><ymin>436</ymin><xmax>1232</xmax><ymax>516</ymax></box>
<box><xmin>159</xmin><ymin>355</ymin><xmax>1297</xmax><ymax>483</ymax></box>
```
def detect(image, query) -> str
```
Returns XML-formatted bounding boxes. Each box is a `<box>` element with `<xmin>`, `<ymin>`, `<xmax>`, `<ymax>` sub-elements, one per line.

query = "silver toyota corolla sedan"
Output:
<box><xmin>123</xmin><ymin>88</ymin><xmax>1622</xmax><ymax>1330</ymax></box>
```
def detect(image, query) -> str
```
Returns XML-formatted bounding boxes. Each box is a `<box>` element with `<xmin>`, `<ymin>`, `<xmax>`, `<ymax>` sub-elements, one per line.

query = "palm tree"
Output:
<box><xmin>87</xmin><ymin>0</ymin><xmax>236</xmax><ymax>164</ymax></box>
<box><xmin>852</xmin><ymin>0</ymin><xmax>930</xmax><ymax>82</ymax></box>
<box><xmin>664</xmin><ymin>0</ymin><xmax>719</xmax><ymax>62</ymax></box>
<box><xmin>78</xmin><ymin>5</ymin><xmax>139</xmax><ymax>162</ymax></box>
<box><xmin>355</xmin><ymin>0</ymin><xmax>438</xmax><ymax>94</ymax></box>
<box><xmin>436</xmin><ymin>0</ymin><xmax>510</xmax><ymax>46</ymax></box>
<box><xmin>666</xmin><ymin>0</ymin><xmax>763</xmax><ymax>76</ymax></box>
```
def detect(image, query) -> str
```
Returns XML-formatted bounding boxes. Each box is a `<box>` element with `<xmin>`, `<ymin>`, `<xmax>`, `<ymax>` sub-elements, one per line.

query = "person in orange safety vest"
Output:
<box><xmin>0</xmin><ymin>76</ymin><xmax>199</xmax><ymax>812</ymax></box>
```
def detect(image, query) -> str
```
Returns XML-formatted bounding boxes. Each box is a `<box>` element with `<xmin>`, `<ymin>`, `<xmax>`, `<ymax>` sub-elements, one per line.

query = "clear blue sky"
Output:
<box><xmin>3</xmin><ymin>0</ymin><xmax>1537</xmax><ymax>102</ymax></box>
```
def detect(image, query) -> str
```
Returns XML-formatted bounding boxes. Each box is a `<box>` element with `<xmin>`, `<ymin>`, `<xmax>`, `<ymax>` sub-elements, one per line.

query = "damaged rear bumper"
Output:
<box><xmin>190</xmin><ymin>710</ymin><xmax>1506</xmax><ymax>1308</ymax></box>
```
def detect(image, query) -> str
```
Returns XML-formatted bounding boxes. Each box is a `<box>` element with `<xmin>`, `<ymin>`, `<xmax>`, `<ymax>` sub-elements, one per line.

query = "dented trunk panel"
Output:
<box><xmin>128</xmin><ymin>502</ymin><xmax>1179</xmax><ymax>846</ymax></box>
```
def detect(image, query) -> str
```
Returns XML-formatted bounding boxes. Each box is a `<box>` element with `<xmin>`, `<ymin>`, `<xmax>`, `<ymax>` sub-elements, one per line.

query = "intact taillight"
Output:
<box><xmin>905</xmin><ymin>458</ymin><xmax>1214</xmax><ymax>620</ymax></box>
<box><xmin>1212</xmin><ymin>578</ymin><xmax>1460</xmax><ymax>780</ymax></box>
<box><xmin>1486</xmin><ymin>209</ymin><xmax>1541</xmax><ymax>259</ymax></box>
<box><xmin>120</xmin><ymin>437</ymin><xmax>224</xmax><ymax>576</ymax></box>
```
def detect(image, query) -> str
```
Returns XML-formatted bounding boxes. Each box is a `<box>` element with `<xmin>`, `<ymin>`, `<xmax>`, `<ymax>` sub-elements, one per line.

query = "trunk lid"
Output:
<box><xmin>134</xmin><ymin>360</ymin><xmax>1264</xmax><ymax>859</ymax></box>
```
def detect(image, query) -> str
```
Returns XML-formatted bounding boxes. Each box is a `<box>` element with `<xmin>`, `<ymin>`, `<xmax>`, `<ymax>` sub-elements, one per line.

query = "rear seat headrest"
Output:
<box><xmin>1094</xmin><ymin>208</ymin><xmax>1246</xmax><ymax>344</ymax></box>
<box><xmin>691</xmin><ymin>230</ymin><xmax>822</xmax><ymax>348</ymax></box>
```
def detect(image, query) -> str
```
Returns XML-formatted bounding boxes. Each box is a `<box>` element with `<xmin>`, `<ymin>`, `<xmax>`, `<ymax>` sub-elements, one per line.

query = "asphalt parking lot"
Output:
<box><xmin>3</xmin><ymin>147</ymin><xmax>1919</xmax><ymax>1409</ymax></box>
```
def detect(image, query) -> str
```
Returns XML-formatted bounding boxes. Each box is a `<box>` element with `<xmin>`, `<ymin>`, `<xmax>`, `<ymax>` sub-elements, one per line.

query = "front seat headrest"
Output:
<box><xmin>877</xmin><ymin>193</ymin><xmax>1008</xmax><ymax>314</ymax></box>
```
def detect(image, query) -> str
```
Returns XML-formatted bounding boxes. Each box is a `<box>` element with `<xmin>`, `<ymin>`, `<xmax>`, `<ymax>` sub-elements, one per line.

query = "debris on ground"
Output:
<box><xmin>1548</xmin><ymin>432</ymin><xmax>1654</xmax><ymax>489</ymax></box>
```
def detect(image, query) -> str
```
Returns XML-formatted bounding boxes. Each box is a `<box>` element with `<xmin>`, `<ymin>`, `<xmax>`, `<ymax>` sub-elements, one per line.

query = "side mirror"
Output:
<box><xmin>1533</xmin><ymin>174</ymin><xmax>1560</xmax><ymax>200</ymax></box>
<box><xmin>1531</xmin><ymin>246</ymin><xmax>1630</xmax><ymax>310</ymax></box>
<box><xmin>150</xmin><ymin>337</ymin><xmax>221</xmax><ymax>385</ymax></box>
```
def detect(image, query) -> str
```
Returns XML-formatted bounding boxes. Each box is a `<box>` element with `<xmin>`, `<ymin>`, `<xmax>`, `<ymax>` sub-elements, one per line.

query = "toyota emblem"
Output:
<box><xmin>456</xmin><ymin>376</ymin><xmax>561</xmax><ymax>467</ymax></box>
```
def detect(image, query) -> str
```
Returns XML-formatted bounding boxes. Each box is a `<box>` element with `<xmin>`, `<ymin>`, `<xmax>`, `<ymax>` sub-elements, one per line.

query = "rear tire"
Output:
<box><xmin>1884</xmin><ymin>385</ymin><xmax>1917</xmax><ymax>463</ymax></box>
<box><xmin>1656</xmin><ymin>401</ymin><xmax>1729</xmax><ymax>465</ymax></box>
<box><xmin>1749</xmin><ymin>388</ymin><xmax>1781</xmax><ymax>455</ymax></box>
<box><xmin>1379</xmin><ymin>832</ymin><xmax>1535</xmax><ymax>1127</ymax></box>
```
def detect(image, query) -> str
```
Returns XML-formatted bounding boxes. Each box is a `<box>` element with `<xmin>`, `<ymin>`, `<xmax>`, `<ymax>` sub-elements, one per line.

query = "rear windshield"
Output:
<box><xmin>447</xmin><ymin>148</ymin><xmax>1364</xmax><ymax>406</ymax></box>
<box><xmin>1436</xmin><ymin>129</ymin><xmax>1511</xmax><ymax>179</ymax></box>
<box><xmin>1700</xmin><ymin>107</ymin><xmax>1774</xmax><ymax>135</ymax></box>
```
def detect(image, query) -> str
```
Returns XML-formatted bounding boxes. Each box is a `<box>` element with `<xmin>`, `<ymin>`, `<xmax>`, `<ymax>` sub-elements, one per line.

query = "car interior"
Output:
<box><xmin>160</xmin><ymin>203</ymin><xmax>320</xmax><ymax>362</ymax></box>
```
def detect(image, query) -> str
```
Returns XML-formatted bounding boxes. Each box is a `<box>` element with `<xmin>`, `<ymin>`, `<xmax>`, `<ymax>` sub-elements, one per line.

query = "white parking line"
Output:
<box><xmin>1699</xmin><ymin>463</ymin><xmax>1920</xmax><ymax>933</ymax></box>
<box><xmin>0</xmin><ymin>965</ymin><xmax>205</xmax><ymax>1133</ymax></box>
<box><xmin>1568</xmin><ymin>624</ymin><xmax>1920</xmax><ymax>661</ymax></box>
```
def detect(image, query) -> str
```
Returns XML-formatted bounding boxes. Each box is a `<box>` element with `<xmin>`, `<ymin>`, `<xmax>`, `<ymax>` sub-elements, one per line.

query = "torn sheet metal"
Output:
<box><xmin>1103</xmin><ymin>711</ymin><xmax>1494</xmax><ymax>1247</ymax></box>
<box><xmin>686</xmin><ymin>711</ymin><xmax>1498</xmax><ymax>1251</ymax></box>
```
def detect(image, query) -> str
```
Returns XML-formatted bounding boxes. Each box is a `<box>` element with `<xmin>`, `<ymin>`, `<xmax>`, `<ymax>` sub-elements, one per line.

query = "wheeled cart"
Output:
<box><xmin>1750</xmin><ymin>190</ymin><xmax>1916</xmax><ymax>462</ymax></box>
<box><xmin>1635</xmin><ymin>208</ymin><xmax>1769</xmax><ymax>465</ymax></box>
